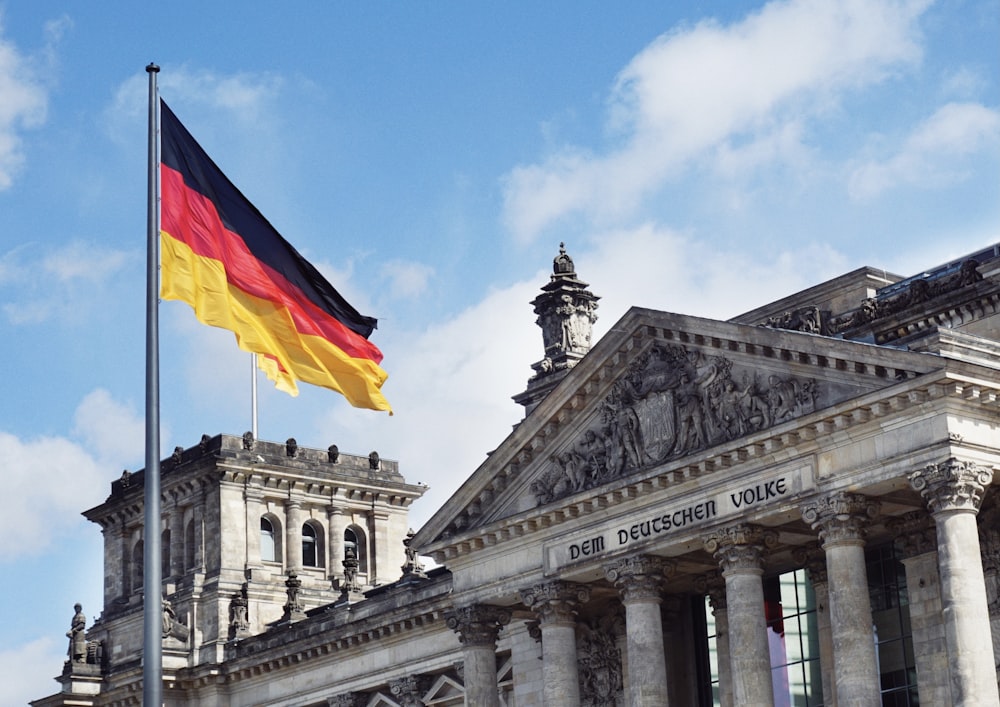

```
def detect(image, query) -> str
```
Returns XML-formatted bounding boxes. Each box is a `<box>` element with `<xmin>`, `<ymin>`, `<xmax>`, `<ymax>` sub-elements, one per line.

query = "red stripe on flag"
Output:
<box><xmin>161</xmin><ymin>164</ymin><xmax>382</xmax><ymax>365</ymax></box>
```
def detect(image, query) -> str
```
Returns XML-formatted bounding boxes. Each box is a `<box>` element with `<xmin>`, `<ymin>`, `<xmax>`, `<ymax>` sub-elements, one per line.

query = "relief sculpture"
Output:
<box><xmin>532</xmin><ymin>344</ymin><xmax>817</xmax><ymax>505</ymax></box>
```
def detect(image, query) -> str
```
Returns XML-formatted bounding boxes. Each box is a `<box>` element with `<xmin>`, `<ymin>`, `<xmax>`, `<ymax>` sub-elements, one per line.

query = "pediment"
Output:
<box><xmin>416</xmin><ymin>307</ymin><xmax>943</xmax><ymax>551</ymax></box>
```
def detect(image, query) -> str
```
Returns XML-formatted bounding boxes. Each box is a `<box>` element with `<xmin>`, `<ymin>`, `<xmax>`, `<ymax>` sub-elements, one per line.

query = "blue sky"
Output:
<box><xmin>1</xmin><ymin>0</ymin><xmax>997</xmax><ymax>702</ymax></box>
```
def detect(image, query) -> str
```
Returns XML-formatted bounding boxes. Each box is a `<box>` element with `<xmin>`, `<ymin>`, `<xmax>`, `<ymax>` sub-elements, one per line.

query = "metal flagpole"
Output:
<box><xmin>143</xmin><ymin>62</ymin><xmax>163</xmax><ymax>707</ymax></box>
<box><xmin>252</xmin><ymin>353</ymin><xmax>258</xmax><ymax>438</ymax></box>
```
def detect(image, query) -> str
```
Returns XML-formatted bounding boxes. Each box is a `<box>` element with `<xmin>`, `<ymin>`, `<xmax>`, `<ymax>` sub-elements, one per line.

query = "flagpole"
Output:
<box><xmin>251</xmin><ymin>353</ymin><xmax>258</xmax><ymax>438</ymax></box>
<box><xmin>143</xmin><ymin>62</ymin><xmax>163</xmax><ymax>707</ymax></box>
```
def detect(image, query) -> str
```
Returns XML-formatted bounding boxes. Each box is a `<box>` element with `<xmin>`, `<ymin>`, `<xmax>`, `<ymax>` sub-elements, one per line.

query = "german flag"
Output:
<box><xmin>159</xmin><ymin>99</ymin><xmax>391</xmax><ymax>412</ymax></box>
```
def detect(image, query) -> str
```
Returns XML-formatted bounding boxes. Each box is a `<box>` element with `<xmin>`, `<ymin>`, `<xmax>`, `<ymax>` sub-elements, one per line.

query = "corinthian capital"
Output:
<box><xmin>703</xmin><ymin>523</ymin><xmax>777</xmax><ymax>573</ymax></box>
<box><xmin>910</xmin><ymin>458</ymin><xmax>994</xmax><ymax>514</ymax></box>
<box><xmin>604</xmin><ymin>554</ymin><xmax>675</xmax><ymax>602</ymax></box>
<box><xmin>445</xmin><ymin>604</ymin><xmax>511</xmax><ymax>647</ymax></box>
<box><xmin>801</xmin><ymin>491</ymin><xmax>880</xmax><ymax>547</ymax></box>
<box><xmin>519</xmin><ymin>581</ymin><xmax>590</xmax><ymax>626</ymax></box>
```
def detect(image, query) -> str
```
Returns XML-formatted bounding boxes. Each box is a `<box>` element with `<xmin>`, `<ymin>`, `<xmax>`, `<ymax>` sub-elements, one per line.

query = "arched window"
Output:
<box><xmin>344</xmin><ymin>526</ymin><xmax>367</xmax><ymax>573</ymax></box>
<box><xmin>302</xmin><ymin>523</ymin><xmax>317</xmax><ymax>567</ymax></box>
<box><xmin>261</xmin><ymin>517</ymin><xmax>276</xmax><ymax>563</ymax></box>
<box><xmin>184</xmin><ymin>519</ymin><xmax>196</xmax><ymax>570</ymax></box>
<box><xmin>131</xmin><ymin>540</ymin><xmax>144</xmax><ymax>592</ymax></box>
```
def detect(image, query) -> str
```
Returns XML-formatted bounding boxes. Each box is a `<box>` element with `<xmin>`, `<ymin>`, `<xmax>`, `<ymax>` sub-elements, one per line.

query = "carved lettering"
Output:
<box><xmin>731</xmin><ymin>477</ymin><xmax>788</xmax><ymax>508</ymax></box>
<box><xmin>569</xmin><ymin>535</ymin><xmax>605</xmax><ymax>560</ymax></box>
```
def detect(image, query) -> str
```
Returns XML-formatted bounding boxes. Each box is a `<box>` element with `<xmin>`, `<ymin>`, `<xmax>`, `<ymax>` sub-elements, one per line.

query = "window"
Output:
<box><xmin>161</xmin><ymin>529</ymin><xmax>171</xmax><ymax>578</ymax></box>
<box><xmin>184</xmin><ymin>519</ymin><xmax>196</xmax><ymax>570</ymax></box>
<box><xmin>261</xmin><ymin>517</ymin><xmax>276</xmax><ymax>563</ymax></box>
<box><xmin>867</xmin><ymin>543</ymin><xmax>918</xmax><ymax>706</ymax></box>
<box><xmin>302</xmin><ymin>523</ymin><xmax>317</xmax><ymax>567</ymax></box>
<box><xmin>764</xmin><ymin>570</ymin><xmax>823</xmax><ymax>707</ymax></box>
<box><xmin>131</xmin><ymin>540</ymin><xmax>144</xmax><ymax>592</ymax></box>
<box><xmin>698</xmin><ymin>569</ymin><xmax>822</xmax><ymax>707</ymax></box>
<box><xmin>344</xmin><ymin>526</ymin><xmax>367</xmax><ymax>573</ymax></box>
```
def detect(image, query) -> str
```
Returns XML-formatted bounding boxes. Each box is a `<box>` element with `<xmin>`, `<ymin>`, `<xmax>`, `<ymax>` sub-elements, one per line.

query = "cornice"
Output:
<box><xmin>416</xmin><ymin>311</ymin><xmax>944</xmax><ymax>549</ymax></box>
<box><xmin>423</xmin><ymin>367</ymin><xmax>999</xmax><ymax>564</ymax></box>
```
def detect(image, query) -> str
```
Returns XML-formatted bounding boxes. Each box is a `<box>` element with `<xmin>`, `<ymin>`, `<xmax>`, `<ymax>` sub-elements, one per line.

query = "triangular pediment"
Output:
<box><xmin>416</xmin><ymin>307</ymin><xmax>944</xmax><ymax>552</ymax></box>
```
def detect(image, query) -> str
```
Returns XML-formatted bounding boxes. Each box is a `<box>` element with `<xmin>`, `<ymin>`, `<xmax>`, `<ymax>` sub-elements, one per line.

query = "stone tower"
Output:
<box><xmin>79</xmin><ymin>433</ymin><xmax>426</xmax><ymax>674</ymax></box>
<box><xmin>514</xmin><ymin>243</ymin><xmax>600</xmax><ymax>414</ymax></box>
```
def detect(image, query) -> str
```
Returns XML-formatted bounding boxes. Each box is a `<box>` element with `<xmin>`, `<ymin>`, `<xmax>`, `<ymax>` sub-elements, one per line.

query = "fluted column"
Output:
<box><xmin>519</xmin><ymin>581</ymin><xmax>590</xmax><ymax>706</ymax></box>
<box><xmin>888</xmin><ymin>510</ymin><xmax>951</xmax><ymax>707</ymax></box>
<box><xmin>794</xmin><ymin>543</ymin><xmax>835</xmax><ymax>707</ymax></box>
<box><xmin>704</xmin><ymin>524</ymin><xmax>776</xmax><ymax>707</ymax></box>
<box><xmin>910</xmin><ymin>459</ymin><xmax>999</xmax><ymax>706</ymax></box>
<box><xmin>447</xmin><ymin>604</ymin><xmax>511</xmax><ymax>707</ymax></box>
<box><xmin>801</xmin><ymin>491</ymin><xmax>880</xmax><ymax>707</ymax></box>
<box><xmin>697</xmin><ymin>570</ymin><xmax>734</xmax><ymax>707</ymax></box>
<box><xmin>605</xmin><ymin>555</ymin><xmax>673</xmax><ymax>706</ymax></box>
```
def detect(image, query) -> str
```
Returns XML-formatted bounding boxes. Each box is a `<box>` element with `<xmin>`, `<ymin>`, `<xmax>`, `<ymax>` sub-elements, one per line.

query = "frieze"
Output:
<box><xmin>531</xmin><ymin>344</ymin><xmax>817</xmax><ymax>506</ymax></box>
<box><xmin>546</xmin><ymin>467</ymin><xmax>808</xmax><ymax>571</ymax></box>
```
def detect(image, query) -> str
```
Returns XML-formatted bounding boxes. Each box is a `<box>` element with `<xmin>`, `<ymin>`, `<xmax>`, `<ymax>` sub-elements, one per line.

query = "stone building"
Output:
<box><xmin>34</xmin><ymin>242</ymin><xmax>1000</xmax><ymax>706</ymax></box>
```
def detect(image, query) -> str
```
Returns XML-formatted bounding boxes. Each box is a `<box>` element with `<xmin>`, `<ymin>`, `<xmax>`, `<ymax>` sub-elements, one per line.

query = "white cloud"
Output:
<box><xmin>0</xmin><ymin>389</ymin><xmax>144</xmax><ymax>563</ymax></box>
<box><xmin>502</xmin><ymin>0</ymin><xmax>930</xmax><ymax>242</ymax></box>
<box><xmin>0</xmin><ymin>19</ymin><xmax>49</xmax><ymax>190</ymax></box>
<box><xmin>72</xmin><ymin>389</ymin><xmax>145</xmax><ymax>465</ymax></box>
<box><xmin>848</xmin><ymin>102</ymin><xmax>1000</xmax><ymax>199</ymax></box>
<box><xmin>0</xmin><ymin>240</ymin><xmax>132</xmax><ymax>325</ymax></box>
<box><xmin>380</xmin><ymin>259</ymin><xmax>435</xmax><ymax>299</ymax></box>
<box><xmin>0</xmin><ymin>636</ymin><xmax>64</xmax><ymax>705</ymax></box>
<box><xmin>0</xmin><ymin>431</ymin><xmax>106</xmax><ymax>562</ymax></box>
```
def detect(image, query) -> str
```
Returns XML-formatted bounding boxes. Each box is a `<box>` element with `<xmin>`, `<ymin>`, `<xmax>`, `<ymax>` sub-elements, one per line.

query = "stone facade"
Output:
<box><xmin>33</xmin><ymin>243</ymin><xmax>1000</xmax><ymax>707</ymax></box>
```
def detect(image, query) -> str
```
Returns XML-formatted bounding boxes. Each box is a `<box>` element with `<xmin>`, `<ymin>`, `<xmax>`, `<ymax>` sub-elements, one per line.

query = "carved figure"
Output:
<box><xmin>343</xmin><ymin>547</ymin><xmax>360</xmax><ymax>592</ymax></box>
<box><xmin>531</xmin><ymin>343</ymin><xmax>820</xmax><ymax>507</ymax></box>
<box><xmin>162</xmin><ymin>598</ymin><xmax>176</xmax><ymax>635</ymax></box>
<box><xmin>67</xmin><ymin>603</ymin><xmax>87</xmax><ymax>663</ymax></box>
<box><xmin>401</xmin><ymin>529</ymin><xmax>425</xmax><ymax>577</ymax></box>
<box><xmin>229</xmin><ymin>585</ymin><xmax>249</xmax><ymax>637</ymax></box>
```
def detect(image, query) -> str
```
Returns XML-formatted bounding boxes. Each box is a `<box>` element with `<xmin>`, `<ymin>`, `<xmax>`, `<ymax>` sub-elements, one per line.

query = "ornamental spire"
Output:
<box><xmin>514</xmin><ymin>243</ymin><xmax>600</xmax><ymax>414</ymax></box>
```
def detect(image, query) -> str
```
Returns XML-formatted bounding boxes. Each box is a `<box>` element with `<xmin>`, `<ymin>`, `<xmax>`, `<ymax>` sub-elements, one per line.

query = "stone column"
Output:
<box><xmin>910</xmin><ymin>458</ymin><xmax>999</xmax><ymax>706</ymax></box>
<box><xmin>605</xmin><ymin>555</ymin><xmax>673</xmax><ymax>706</ymax></box>
<box><xmin>704</xmin><ymin>524</ymin><xmax>776</xmax><ymax>707</ymax></box>
<box><xmin>519</xmin><ymin>581</ymin><xmax>590</xmax><ymax>706</ymax></box>
<box><xmin>697</xmin><ymin>571</ymin><xmax>734</xmax><ymax>707</ymax></box>
<box><xmin>244</xmin><ymin>485</ymin><xmax>263</xmax><ymax>569</ymax></box>
<box><xmin>794</xmin><ymin>543</ymin><xmax>836</xmax><ymax>707</ymax></box>
<box><xmin>888</xmin><ymin>510</ymin><xmax>951</xmax><ymax>707</ymax></box>
<box><xmin>801</xmin><ymin>491</ymin><xmax>880</xmax><ymax>707</ymax></box>
<box><xmin>326</xmin><ymin>505</ymin><xmax>345</xmax><ymax>583</ymax></box>
<box><xmin>285</xmin><ymin>496</ymin><xmax>303</xmax><ymax>573</ymax></box>
<box><xmin>446</xmin><ymin>604</ymin><xmax>511</xmax><ymax>707</ymax></box>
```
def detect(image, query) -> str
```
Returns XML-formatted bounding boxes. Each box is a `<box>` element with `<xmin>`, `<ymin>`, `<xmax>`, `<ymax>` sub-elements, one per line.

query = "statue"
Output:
<box><xmin>401</xmin><ymin>529</ymin><xmax>426</xmax><ymax>577</ymax></box>
<box><xmin>67</xmin><ymin>603</ymin><xmax>87</xmax><ymax>663</ymax></box>
<box><xmin>343</xmin><ymin>547</ymin><xmax>360</xmax><ymax>592</ymax></box>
